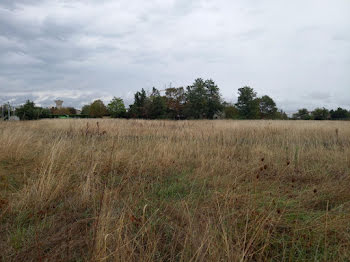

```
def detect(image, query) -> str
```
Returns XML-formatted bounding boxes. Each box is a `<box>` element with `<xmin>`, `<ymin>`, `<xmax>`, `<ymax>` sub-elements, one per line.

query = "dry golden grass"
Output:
<box><xmin>0</xmin><ymin>119</ymin><xmax>350</xmax><ymax>261</ymax></box>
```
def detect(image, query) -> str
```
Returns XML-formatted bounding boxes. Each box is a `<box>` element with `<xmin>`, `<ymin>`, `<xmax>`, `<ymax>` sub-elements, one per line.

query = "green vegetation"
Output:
<box><xmin>15</xmin><ymin>100</ymin><xmax>50</xmax><ymax>120</ymax></box>
<box><xmin>4</xmin><ymin>78</ymin><xmax>349</xmax><ymax>121</ymax></box>
<box><xmin>107</xmin><ymin>97</ymin><xmax>127</xmax><ymax>118</ymax></box>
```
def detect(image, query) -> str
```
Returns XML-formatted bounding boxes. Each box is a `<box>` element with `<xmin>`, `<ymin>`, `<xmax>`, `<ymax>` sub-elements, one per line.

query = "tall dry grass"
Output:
<box><xmin>0</xmin><ymin>119</ymin><xmax>349</xmax><ymax>261</ymax></box>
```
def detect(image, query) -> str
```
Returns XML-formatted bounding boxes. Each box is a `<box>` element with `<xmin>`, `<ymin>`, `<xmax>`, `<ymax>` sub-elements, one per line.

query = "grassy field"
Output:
<box><xmin>0</xmin><ymin>119</ymin><xmax>349</xmax><ymax>261</ymax></box>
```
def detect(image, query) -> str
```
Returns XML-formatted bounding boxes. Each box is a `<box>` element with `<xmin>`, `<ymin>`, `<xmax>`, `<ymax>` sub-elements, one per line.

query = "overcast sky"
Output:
<box><xmin>0</xmin><ymin>0</ymin><xmax>349</xmax><ymax>112</ymax></box>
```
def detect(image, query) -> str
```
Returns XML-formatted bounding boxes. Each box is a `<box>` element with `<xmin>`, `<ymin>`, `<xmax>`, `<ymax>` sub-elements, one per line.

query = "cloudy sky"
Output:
<box><xmin>0</xmin><ymin>0</ymin><xmax>349</xmax><ymax>112</ymax></box>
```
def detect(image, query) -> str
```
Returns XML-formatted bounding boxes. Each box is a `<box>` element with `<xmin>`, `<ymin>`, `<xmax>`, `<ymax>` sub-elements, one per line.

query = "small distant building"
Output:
<box><xmin>54</xmin><ymin>100</ymin><xmax>64</xmax><ymax>109</ymax></box>
<box><xmin>76</xmin><ymin>110</ymin><xmax>81</xmax><ymax>115</ymax></box>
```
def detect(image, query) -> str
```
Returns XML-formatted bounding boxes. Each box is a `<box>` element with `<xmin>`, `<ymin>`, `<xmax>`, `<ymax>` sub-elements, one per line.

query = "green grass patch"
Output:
<box><xmin>8</xmin><ymin>212</ymin><xmax>53</xmax><ymax>251</ymax></box>
<box><xmin>150</xmin><ymin>170</ymin><xmax>209</xmax><ymax>202</ymax></box>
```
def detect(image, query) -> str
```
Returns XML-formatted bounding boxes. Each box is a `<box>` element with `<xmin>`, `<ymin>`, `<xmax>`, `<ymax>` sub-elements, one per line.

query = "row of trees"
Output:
<box><xmin>122</xmin><ymin>79</ymin><xmax>287</xmax><ymax>120</ymax></box>
<box><xmin>6</xmin><ymin>78</ymin><xmax>350</xmax><ymax>120</ymax></box>
<box><xmin>292</xmin><ymin>107</ymin><xmax>350</xmax><ymax>120</ymax></box>
<box><xmin>80</xmin><ymin>79</ymin><xmax>349</xmax><ymax>120</ymax></box>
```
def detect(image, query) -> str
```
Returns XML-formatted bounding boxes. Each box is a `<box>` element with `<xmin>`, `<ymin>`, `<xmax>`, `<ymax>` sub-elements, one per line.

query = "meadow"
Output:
<box><xmin>0</xmin><ymin>119</ymin><xmax>349</xmax><ymax>261</ymax></box>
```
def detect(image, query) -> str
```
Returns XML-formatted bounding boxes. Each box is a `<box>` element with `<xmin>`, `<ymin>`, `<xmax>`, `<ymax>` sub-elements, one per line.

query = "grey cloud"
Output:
<box><xmin>0</xmin><ymin>0</ymin><xmax>349</xmax><ymax>111</ymax></box>
<box><xmin>0</xmin><ymin>0</ymin><xmax>45</xmax><ymax>9</ymax></box>
<box><xmin>305</xmin><ymin>92</ymin><xmax>332</xmax><ymax>101</ymax></box>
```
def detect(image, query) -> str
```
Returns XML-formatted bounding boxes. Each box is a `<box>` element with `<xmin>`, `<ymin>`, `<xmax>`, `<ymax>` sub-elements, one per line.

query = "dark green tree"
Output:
<box><xmin>223</xmin><ymin>103</ymin><xmax>239</xmax><ymax>119</ymax></box>
<box><xmin>108</xmin><ymin>97</ymin><xmax>126</xmax><ymax>118</ymax></box>
<box><xmin>185</xmin><ymin>78</ymin><xmax>222</xmax><ymax>119</ymax></box>
<box><xmin>311</xmin><ymin>108</ymin><xmax>329</xmax><ymax>120</ymax></box>
<box><xmin>184</xmin><ymin>78</ymin><xmax>208</xmax><ymax>119</ymax></box>
<box><xmin>235</xmin><ymin>86</ymin><xmax>259</xmax><ymax>119</ymax></box>
<box><xmin>129</xmin><ymin>88</ymin><xmax>147</xmax><ymax>118</ymax></box>
<box><xmin>81</xmin><ymin>104</ymin><xmax>91</xmax><ymax>116</ymax></box>
<box><xmin>330</xmin><ymin>107</ymin><xmax>350</xmax><ymax>120</ymax></box>
<box><xmin>292</xmin><ymin>108</ymin><xmax>311</xmax><ymax>120</ymax></box>
<box><xmin>40</xmin><ymin>108</ymin><xmax>51</xmax><ymax>118</ymax></box>
<box><xmin>259</xmin><ymin>95</ymin><xmax>277</xmax><ymax>119</ymax></box>
<box><xmin>15</xmin><ymin>100</ymin><xmax>50</xmax><ymax>120</ymax></box>
<box><xmin>16</xmin><ymin>100</ymin><xmax>41</xmax><ymax>120</ymax></box>
<box><xmin>148</xmin><ymin>88</ymin><xmax>167</xmax><ymax>119</ymax></box>
<box><xmin>205</xmin><ymin>79</ymin><xmax>223</xmax><ymax>119</ymax></box>
<box><xmin>89</xmin><ymin>100</ymin><xmax>107</xmax><ymax>118</ymax></box>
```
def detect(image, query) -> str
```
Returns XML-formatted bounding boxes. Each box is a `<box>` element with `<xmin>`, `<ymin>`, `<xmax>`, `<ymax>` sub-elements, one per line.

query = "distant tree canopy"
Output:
<box><xmin>235</xmin><ymin>86</ymin><xmax>259</xmax><ymax>119</ymax></box>
<box><xmin>81</xmin><ymin>104</ymin><xmax>91</xmax><ymax>116</ymax></box>
<box><xmin>258</xmin><ymin>95</ymin><xmax>278</xmax><ymax>119</ymax></box>
<box><xmin>128</xmin><ymin>88</ymin><xmax>148</xmax><ymax>118</ymax></box>
<box><xmin>147</xmin><ymin>88</ymin><xmax>167</xmax><ymax>119</ymax></box>
<box><xmin>108</xmin><ymin>97</ymin><xmax>126</xmax><ymax>118</ymax></box>
<box><xmin>79</xmin><ymin>100</ymin><xmax>108</xmax><ymax>118</ymax></box>
<box><xmin>223</xmin><ymin>103</ymin><xmax>239</xmax><ymax>119</ymax></box>
<box><xmin>89</xmin><ymin>100</ymin><xmax>107</xmax><ymax>118</ymax></box>
<box><xmin>292</xmin><ymin>109</ymin><xmax>311</xmax><ymax>120</ymax></box>
<box><xmin>184</xmin><ymin>78</ymin><xmax>223</xmax><ymax>119</ymax></box>
<box><xmin>10</xmin><ymin>78</ymin><xmax>350</xmax><ymax>121</ymax></box>
<box><xmin>15</xmin><ymin>100</ymin><xmax>50</xmax><ymax>120</ymax></box>
<box><xmin>121</xmin><ymin>80</ymin><xmax>293</xmax><ymax>120</ymax></box>
<box><xmin>311</xmin><ymin>108</ymin><xmax>329</xmax><ymax>120</ymax></box>
<box><xmin>330</xmin><ymin>108</ymin><xmax>350</xmax><ymax>120</ymax></box>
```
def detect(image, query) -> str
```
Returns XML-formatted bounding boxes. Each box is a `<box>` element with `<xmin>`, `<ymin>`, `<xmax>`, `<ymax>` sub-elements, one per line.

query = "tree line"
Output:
<box><xmin>4</xmin><ymin>78</ymin><xmax>349</xmax><ymax>120</ymax></box>
<box><xmin>80</xmin><ymin>79</ymin><xmax>288</xmax><ymax>120</ymax></box>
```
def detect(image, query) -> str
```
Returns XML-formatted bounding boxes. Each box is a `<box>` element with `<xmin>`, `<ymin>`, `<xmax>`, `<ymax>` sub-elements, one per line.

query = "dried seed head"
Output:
<box><xmin>313</xmin><ymin>189</ymin><xmax>317</xmax><ymax>194</ymax></box>
<box><xmin>287</xmin><ymin>161</ymin><xmax>290</xmax><ymax>166</ymax></box>
<box><xmin>264</xmin><ymin>165</ymin><xmax>268</xmax><ymax>170</ymax></box>
<box><xmin>261</xmin><ymin>157</ymin><xmax>265</xmax><ymax>162</ymax></box>
<box><xmin>277</xmin><ymin>208</ymin><xmax>281</xmax><ymax>214</ymax></box>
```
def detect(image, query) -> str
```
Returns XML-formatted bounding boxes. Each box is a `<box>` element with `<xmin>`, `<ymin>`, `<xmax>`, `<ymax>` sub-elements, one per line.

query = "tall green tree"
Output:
<box><xmin>258</xmin><ymin>95</ymin><xmax>277</xmax><ymax>119</ymax></box>
<box><xmin>185</xmin><ymin>78</ymin><xmax>208</xmax><ymax>119</ymax></box>
<box><xmin>108</xmin><ymin>97</ymin><xmax>126</xmax><ymax>118</ymax></box>
<box><xmin>205</xmin><ymin>79</ymin><xmax>223</xmax><ymax>119</ymax></box>
<box><xmin>129</xmin><ymin>88</ymin><xmax>147</xmax><ymax>118</ymax></box>
<box><xmin>148</xmin><ymin>87</ymin><xmax>167</xmax><ymax>119</ymax></box>
<box><xmin>235</xmin><ymin>86</ymin><xmax>259</xmax><ymax>119</ymax></box>
<box><xmin>89</xmin><ymin>100</ymin><xmax>107</xmax><ymax>118</ymax></box>
<box><xmin>185</xmin><ymin>78</ymin><xmax>222</xmax><ymax>119</ymax></box>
